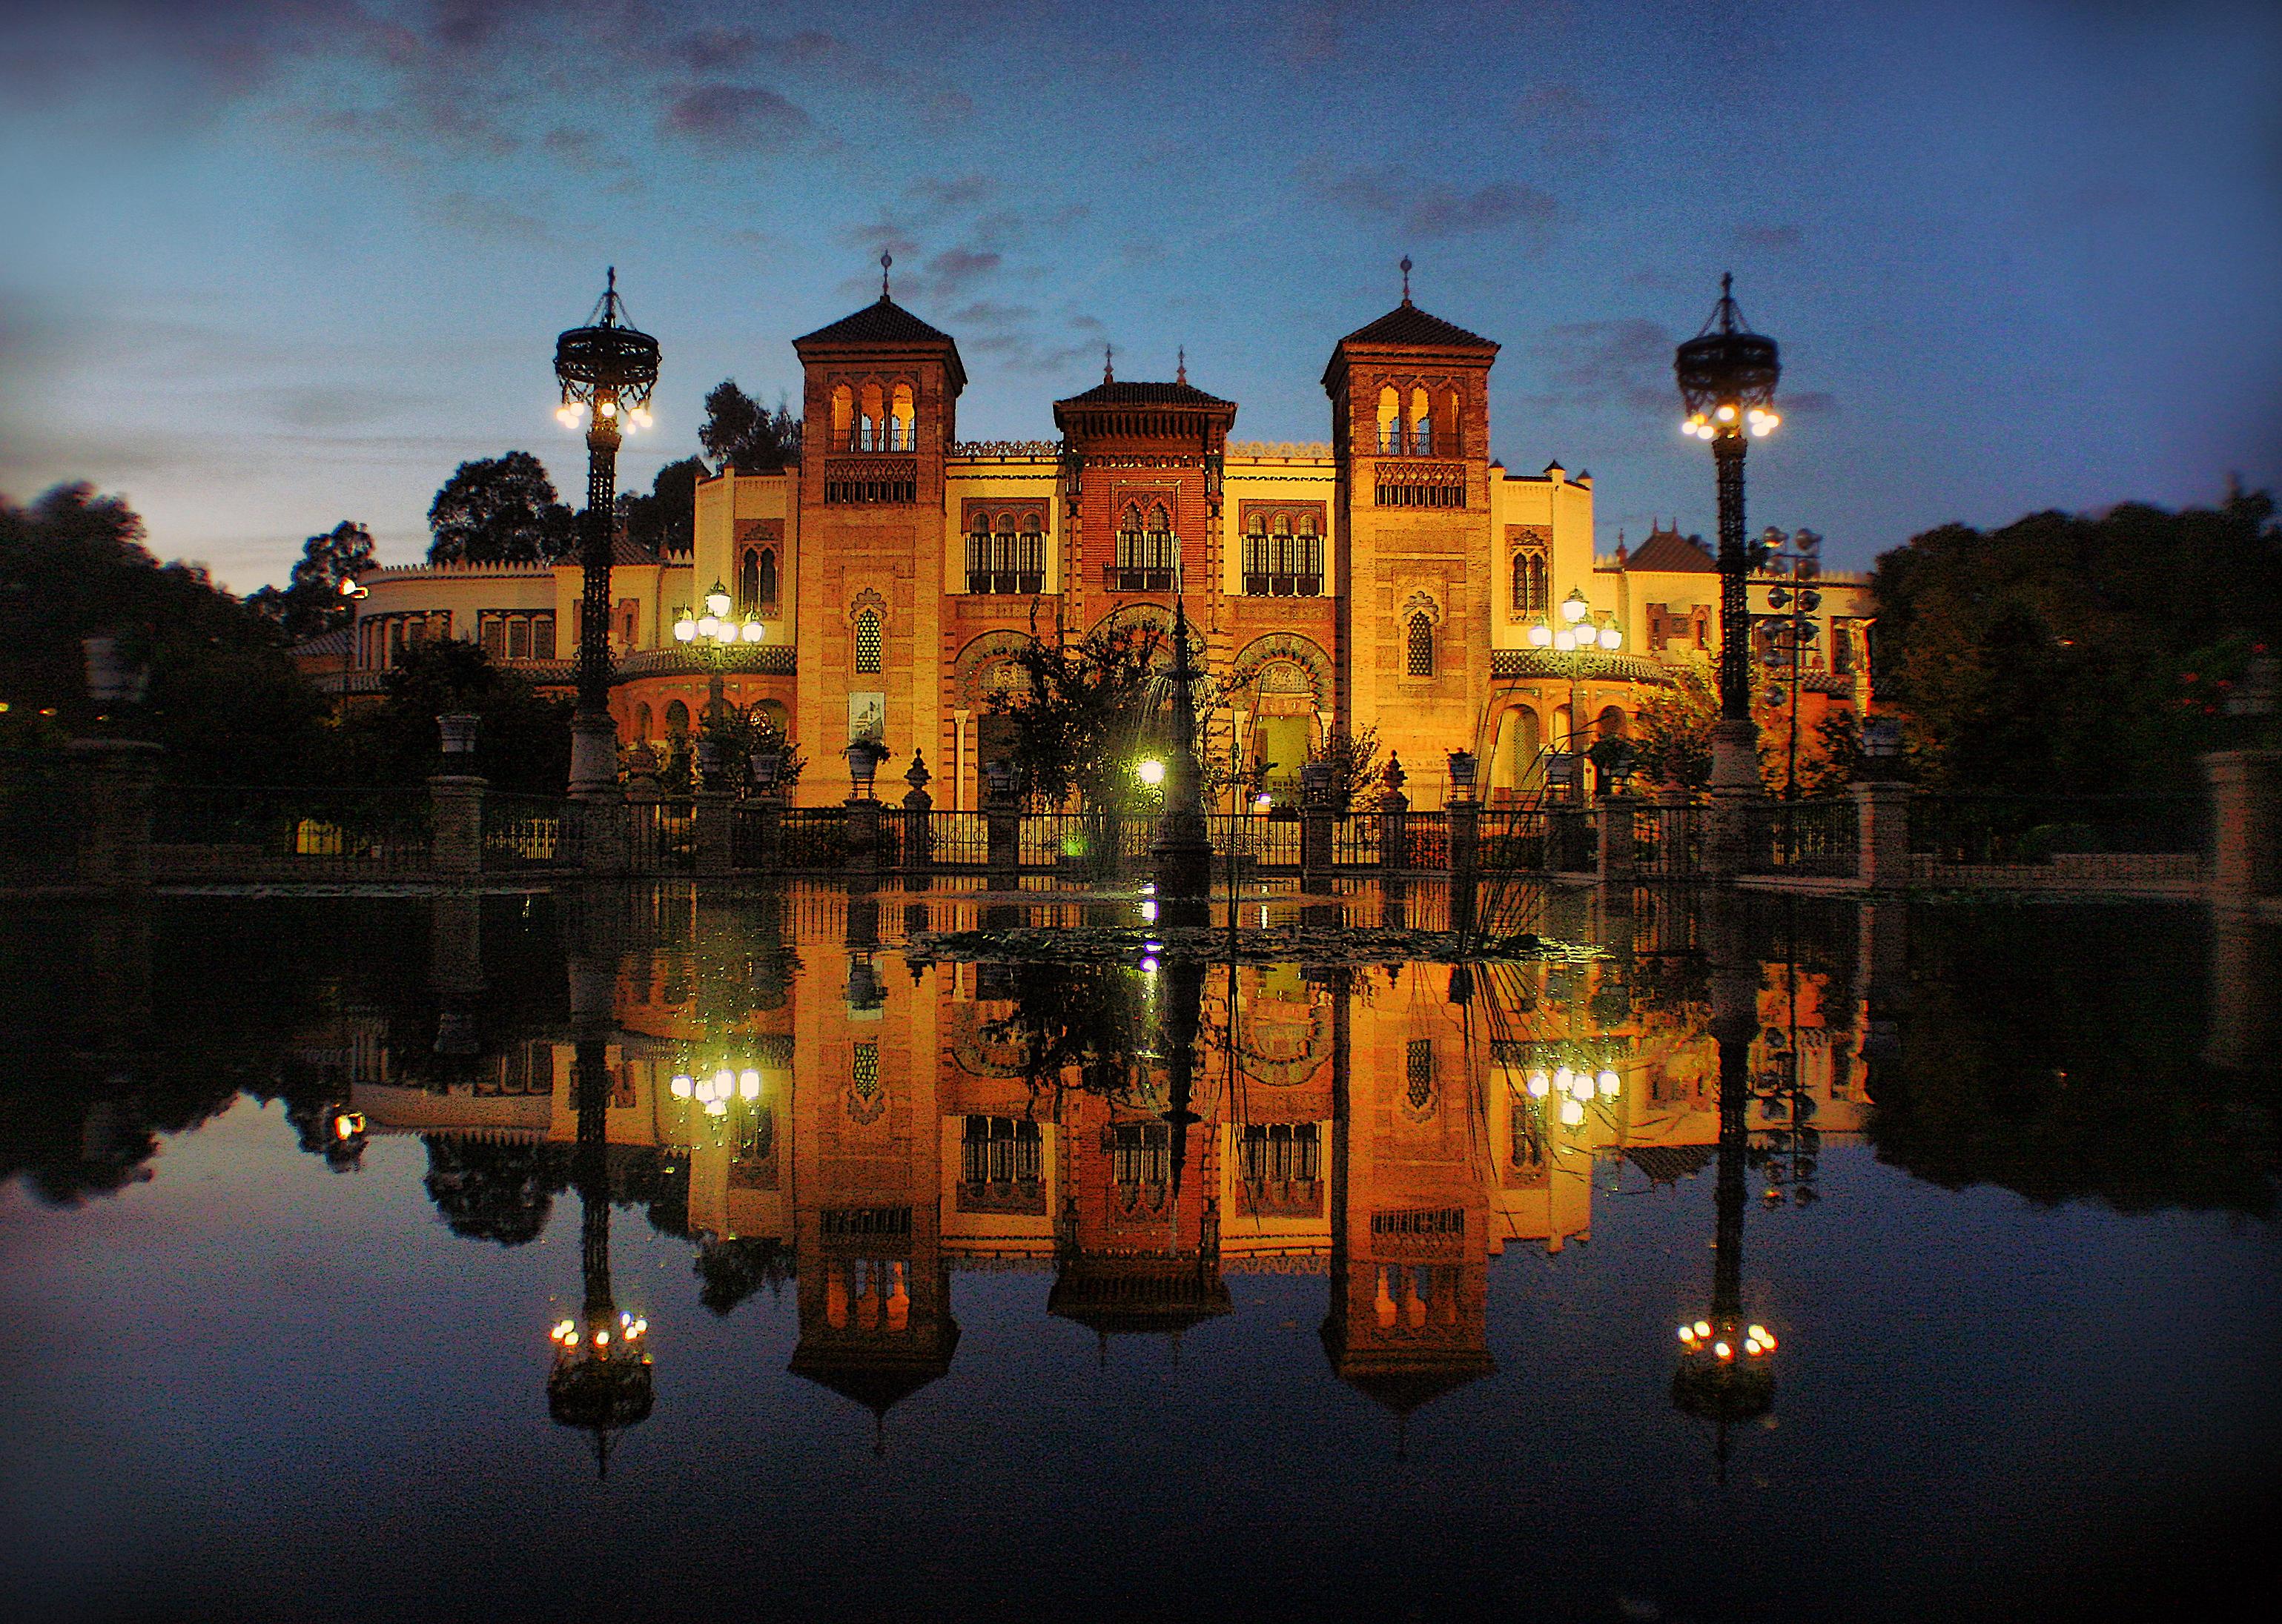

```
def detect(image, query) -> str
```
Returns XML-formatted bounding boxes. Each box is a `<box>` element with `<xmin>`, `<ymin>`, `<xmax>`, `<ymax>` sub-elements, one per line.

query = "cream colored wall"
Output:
<box><xmin>942</xmin><ymin>456</ymin><xmax>1062</xmax><ymax>594</ymax></box>
<box><xmin>692</xmin><ymin>470</ymin><xmax>798</xmax><ymax>649</ymax></box>
<box><xmin>1220</xmin><ymin>451</ymin><xmax>1339</xmax><ymax>596</ymax></box>
<box><xmin>1489</xmin><ymin>469</ymin><xmax>1595</xmax><ymax>649</ymax></box>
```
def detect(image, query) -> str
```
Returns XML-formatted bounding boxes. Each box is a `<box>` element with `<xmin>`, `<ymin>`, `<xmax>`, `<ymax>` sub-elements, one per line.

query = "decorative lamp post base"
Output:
<box><xmin>1704</xmin><ymin>718</ymin><xmax>1762</xmax><ymax>881</ymax></box>
<box><xmin>568</xmin><ymin>712</ymin><xmax>620</xmax><ymax>799</ymax></box>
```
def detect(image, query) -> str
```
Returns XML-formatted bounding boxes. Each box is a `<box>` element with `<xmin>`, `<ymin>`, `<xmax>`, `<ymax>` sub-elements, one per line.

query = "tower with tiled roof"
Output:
<box><xmin>1323</xmin><ymin>262</ymin><xmax>1501</xmax><ymax>780</ymax></box>
<box><xmin>790</xmin><ymin>255</ymin><xmax>965</xmax><ymax>780</ymax></box>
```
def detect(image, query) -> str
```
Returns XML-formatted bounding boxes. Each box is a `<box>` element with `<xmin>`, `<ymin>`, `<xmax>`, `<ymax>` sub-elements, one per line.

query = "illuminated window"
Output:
<box><xmin>854</xmin><ymin>609</ymin><xmax>882</xmax><ymax>674</ymax></box>
<box><xmin>1406</xmin><ymin>1038</ymin><xmax>1435</xmax><ymax>1112</ymax></box>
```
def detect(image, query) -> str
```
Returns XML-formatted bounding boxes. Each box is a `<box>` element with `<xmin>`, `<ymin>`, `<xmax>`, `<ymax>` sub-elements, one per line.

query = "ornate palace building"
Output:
<box><xmin>325</xmin><ymin>281</ymin><xmax>1873</xmax><ymax>806</ymax></box>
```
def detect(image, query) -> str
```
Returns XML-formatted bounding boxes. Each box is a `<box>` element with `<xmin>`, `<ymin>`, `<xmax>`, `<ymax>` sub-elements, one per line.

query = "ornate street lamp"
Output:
<box><xmin>673</xmin><ymin>579</ymin><xmax>764</xmax><ymax>733</ymax></box>
<box><xmin>1675</xmin><ymin>274</ymin><xmax>1780</xmax><ymax>815</ymax></box>
<box><xmin>555</xmin><ymin>268</ymin><xmax>661</xmax><ymax>798</ymax></box>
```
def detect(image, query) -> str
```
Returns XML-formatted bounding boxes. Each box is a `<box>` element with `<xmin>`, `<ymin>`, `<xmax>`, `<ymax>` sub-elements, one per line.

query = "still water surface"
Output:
<box><xmin>3</xmin><ymin>885</ymin><xmax>2275</xmax><ymax>1623</ymax></box>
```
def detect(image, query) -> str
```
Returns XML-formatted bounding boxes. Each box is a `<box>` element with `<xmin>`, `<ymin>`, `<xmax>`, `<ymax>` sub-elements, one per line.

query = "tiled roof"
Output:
<box><xmin>1624</xmin><ymin>528</ymin><xmax>1718</xmax><ymax>573</ymax></box>
<box><xmin>1336</xmin><ymin>302</ymin><xmax>1497</xmax><ymax>351</ymax></box>
<box><xmin>794</xmin><ymin>296</ymin><xmax>956</xmax><ymax>348</ymax></box>
<box><xmin>293</xmin><ymin>626</ymin><xmax>351</xmax><ymax>657</ymax></box>
<box><xmin>1056</xmin><ymin>378</ymin><xmax>1234</xmax><ymax>408</ymax></box>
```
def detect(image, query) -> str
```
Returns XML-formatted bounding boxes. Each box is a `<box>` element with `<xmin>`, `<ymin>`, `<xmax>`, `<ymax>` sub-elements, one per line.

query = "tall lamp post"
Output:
<box><xmin>674</xmin><ymin>580</ymin><xmax>765</xmax><ymax>732</ymax></box>
<box><xmin>555</xmin><ymin>268</ymin><xmax>661</xmax><ymax>798</ymax></box>
<box><xmin>1676</xmin><ymin>275</ymin><xmax>1779</xmax><ymax>869</ymax></box>
<box><xmin>1525</xmin><ymin>588</ymin><xmax>1624</xmax><ymax>800</ymax></box>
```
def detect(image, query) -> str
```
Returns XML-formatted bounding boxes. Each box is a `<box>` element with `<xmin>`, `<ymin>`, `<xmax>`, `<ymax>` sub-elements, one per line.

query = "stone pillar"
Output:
<box><xmin>846</xmin><ymin>796</ymin><xmax>882</xmax><ymax>875</ymax></box>
<box><xmin>1448</xmin><ymin>795</ymin><xmax>1480</xmax><ymax>879</ymax></box>
<box><xmin>1853</xmin><ymin>779</ymin><xmax>1914</xmax><ymax>890</ymax></box>
<box><xmin>1379</xmin><ymin>786</ymin><xmax>1410</xmax><ymax>872</ymax></box>
<box><xmin>428</xmin><ymin>775</ymin><xmax>486</xmax><ymax>878</ymax></box>
<box><xmin>2204</xmin><ymin>750</ymin><xmax>2282</xmax><ymax>915</ymax></box>
<box><xmin>1703</xmin><ymin>717</ymin><xmax>1760</xmax><ymax>881</ymax></box>
<box><xmin>1598</xmin><ymin>795</ymin><xmax>1637</xmax><ymax>885</ymax></box>
<box><xmin>567</xmin><ymin>711</ymin><xmax>619</xmax><ymax>801</ymax></box>
<box><xmin>67</xmin><ymin>738</ymin><xmax>163</xmax><ymax>891</ymax></box>
<box><xmin>694</xmin><ymin>789</ymin><xmax>735</xmax><ymax>875</ymax></box>
<box><xmin>902</xmin><ymin>750</ymin><xmax>934</xmax><ymax>878</ymax></box>
<box><xmin>1300</xmin><ymin>789</ymin><xmax>1335</xmax><ymax>888</ymax></box>
<box><xmin>985</xmin><ymin>791</ymin><xmax>1019</xmax><ymax>888</ymax></box>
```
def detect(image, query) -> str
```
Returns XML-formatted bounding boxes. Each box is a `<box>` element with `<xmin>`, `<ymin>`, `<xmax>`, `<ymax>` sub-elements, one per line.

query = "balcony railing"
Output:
<box><xmin>1378</xmin><ymin>425</ymin><xmax>1438</xmax><ymax>455</ymax></box>
<box><xmin>1105</xmin><ymin>563</ymin><xmax>1177</xmax><ymax>592</ymax></box>
<box><xmin>968</xmin><ymin>571</ymin><xmax>1045</xmax><ymax>595</ymax></box>
<box><xmin>1242</xmin><ymin>572</ymin><xmax>1323</xmax><ymax>597</ymax></box>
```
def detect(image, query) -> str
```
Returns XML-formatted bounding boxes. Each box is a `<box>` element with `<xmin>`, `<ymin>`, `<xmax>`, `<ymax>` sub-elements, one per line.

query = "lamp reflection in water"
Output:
<box><xmin>547</xmin><ymin>933</ymin><xmax>653</xmax><ymax>1476</ymax></box>
<box><xmin>1671</xmin><ymin>907</ymin><xmax>1778</xmax><ymax>1479</ymax></box>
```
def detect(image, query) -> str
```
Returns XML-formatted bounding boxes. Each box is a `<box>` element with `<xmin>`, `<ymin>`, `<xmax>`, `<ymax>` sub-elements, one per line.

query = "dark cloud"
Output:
<box><xmin>658</xmin><ymin>83</ymin><xmax>812</xmax><ymax>153</ymax></box>
<box><xmin>1531</xmin><ymin>317</ymin><xmax>1676</xmax><ymax>411</ymax></box>
<box><xmin>907</xmin><ymin>174</ymin><xmax>995</xmax><ymax>209</ymax></box>
<box><xmin>674</xmin><ymin>27</ymin><xmax>761</xmax><ymax>73</ymax></box>
<box><xmin>1515</xmin><ymin>82</ymin><xmax>1610</xmax><ymax>158</ymax></box>
<box><xmin>926</xmin><ymin>248</ymin><xmax>1001</xmax><ymax>294</ymax></box>
<box><xmin>422</xmin><ymin>190</ymin><xmax>555</xmax><ymax>244</ymax></box>
<box><xmin>953</xmin><ymin>302</ymin><xmax>1036</xmax><ymax>326</ymax></box>
<box><xmin>837</xmin><ymin>216</ymin><xmax>921</xmax><ymax>260</ymax></box>
<box><xmin>1736</xmin><ymin>223</ymin><xmax>1804</xmax><ymax>251</ymax></box>
<box><xmin>1317</xmin><ymin>165</ymin><xmax>1560</xmax><ymax>239</ymax></box>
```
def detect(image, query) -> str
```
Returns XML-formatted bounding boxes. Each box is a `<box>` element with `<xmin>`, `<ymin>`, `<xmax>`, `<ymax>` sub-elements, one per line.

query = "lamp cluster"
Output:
<box><xmin>556</xmin><ymin>398</ymin><xmax>655</xmax><ymax>434</ymax></box>
<box><xmin>1527</xmin><ymin>588</ymin><xmax>1624</xmax><ymax>652</ymax></box>
<box><xmin>1523</xmin><ymin>1060</ymin><xmax>1622</xmax><ymax>1127</ymax></box>
<box><xmin>1676</xmin><ymin>1319</ymin><xmax>1776</xmax><ymax>1362</ymax></box>
<box><xmin>1681</xmin><ymin>403</ymin><xmax>1779</xmax><ymax>440</ymax></box>
<box><xmin>552</xmin><ymin>1310</ymin><xmax>647</xmax><ymax>1353</ymax></box>
<box><xmin>670</xmin><ymin>1064</ymin><xmax>764</xmax><ymax>1116</ymax></box>
<box><xmin>675</xmin><ymin>582</ymin><xmax>764</xmax><ymax>646</ymax></box>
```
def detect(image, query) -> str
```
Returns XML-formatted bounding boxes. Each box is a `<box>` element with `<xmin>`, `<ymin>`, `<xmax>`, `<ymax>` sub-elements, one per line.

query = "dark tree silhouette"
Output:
<box><xmin>698</xmin><ymin>380</ymin><xmax>801</xmax><ymax>473</ymax></box>
<box><xmin>616</xmin><ymin>456</ymin><xmax>707</xmax><ymax>557</ymax></box>
<box><xmin>247</xmin><ymin>520</ymin><xmax>376</xmax><ymax>637</ymax></box>
<box><xmin>426</xmin><ymin>451</ymin><xmax>578</xmax><ymax>565</ymax></box>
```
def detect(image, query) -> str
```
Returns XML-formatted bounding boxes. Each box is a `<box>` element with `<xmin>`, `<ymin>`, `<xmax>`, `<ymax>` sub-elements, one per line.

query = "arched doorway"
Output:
<box><xmin>1491</xmin><ymin>703</ymin><xmax>1541</xmax><ymax>801</ymax></box>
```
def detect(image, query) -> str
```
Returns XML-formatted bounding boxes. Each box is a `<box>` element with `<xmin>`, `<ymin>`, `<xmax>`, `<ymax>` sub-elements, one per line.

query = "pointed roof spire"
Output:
<box><xmin>1176</xmin><ymin>345</ymin><xmax>1186</xmax><ymax>385</ymax></box>
<box><xmin>880</xmin><ymin>251</ymin><xmax>893</xmax><ymax>302</ymax></box>
<box><xmin>1103</xmin><ymin>342</ymin><xmax>1114</xmax><ymax>383</ymax></box>
<box><xmin>1400</xmin><ymin>255</ymin><xmax>1413</xmax><ymax>306</ymax></box>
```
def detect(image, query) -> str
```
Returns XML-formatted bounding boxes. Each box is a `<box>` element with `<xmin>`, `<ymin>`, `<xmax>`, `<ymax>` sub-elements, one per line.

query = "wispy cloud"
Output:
<box><xmin>658</xmin><ymin>82</ymin><xmax>812</xmax><ymax>153</ymax></box>
<box><xmin>1314</xmin><ymin>165</ymin><xmax>1561</xmax><ymax>239</ymax></box>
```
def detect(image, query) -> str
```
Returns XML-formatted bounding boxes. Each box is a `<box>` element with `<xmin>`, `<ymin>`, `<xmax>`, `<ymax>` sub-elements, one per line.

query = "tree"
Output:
<box><xmin>1631</xmin><ymin>654</ymin><xmax>1719</xmax><ymax>790</ymax></box>
<box><xmin>426</xmin><ymin>451</ymin><xmax>577</xmax><ymax>565</ymax></box>
<box><xmin>616</xmin><ymin>456</ymin><xmax>707</xmax><ymax>557</ymax></box>
<box><xmin>698</xmin><ymin>380</ymin><xmax>801</xmax><ymax>473</ymax></box>
<box><xmin>988</xmin><ymin>621</ymin><xmax>1196</xmax><ymax>812</ymax></box>
<box><xmin>1871</xmin><ymin>490</ymin><xmax>2281</xmax><ymax>792</ymax></box>
<box><xmin>247</xmin><ymin>520</ymin><xmax>375</xmax><ymax>639</ymax></box>
<box><xmin>0</xmin><ymin>481</ymin><xmax>330</xmax><ymax>782</ymax></box>
<box><xmin>325</xmin><ymin>638</ymin><xmax>572</xmax><ymax>795</ymax></box>
<box><xmin>1306</xmin><ymin>723</ymin><xmax>1390</xmax><ymax>810</ymax></box>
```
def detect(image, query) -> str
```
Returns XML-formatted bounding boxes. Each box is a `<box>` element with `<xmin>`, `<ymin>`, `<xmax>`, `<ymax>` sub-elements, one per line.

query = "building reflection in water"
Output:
<box><xmin>336</xmin><ymin>882</ymin><xmax>1896</xmax><ymax>1470</ymax></box>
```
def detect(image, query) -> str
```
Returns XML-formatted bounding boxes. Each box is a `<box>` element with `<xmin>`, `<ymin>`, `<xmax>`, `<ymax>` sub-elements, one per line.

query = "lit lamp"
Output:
<box><xmin>1137</xmin><ymin>757</ymin><xmax>1168</xmax><ymax>789</ymax></box>
<box><xmin>554</xmin><ymin>268</ymin><xmax>660</xmax><ymax>799</ymax></box>
<box><xmin>1446</xmin><ymin>749</ymin><xmax>1478</xmax><ymax>799</ymax></box>
<box><xmin>672</xmin><ymin>581</ymin><xmax>763</xmax><ymax>732</ymax></box>
<box><xmin>1675</xmin><ymin>274</ymin><xmax>1781</xmax><ymax>792</ymax></box>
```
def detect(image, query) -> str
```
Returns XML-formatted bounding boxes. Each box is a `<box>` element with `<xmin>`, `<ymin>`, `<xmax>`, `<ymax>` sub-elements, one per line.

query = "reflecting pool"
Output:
<box><xmin>3</xmin><ymin>884</ymin><xmax>2277</xmax><ymax>1623</ymax></box>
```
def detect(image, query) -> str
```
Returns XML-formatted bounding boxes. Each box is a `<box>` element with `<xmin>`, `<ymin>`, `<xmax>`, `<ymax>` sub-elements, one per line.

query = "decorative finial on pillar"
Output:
<box><xmin>881</xmin><ymin>251</ymin><xmax>893</xmax><ymax>300</ymax></box>
<box><xmin>1176</xmin><ymin>346</ymin><xmax>1186</xmax><ymax>385</ymax></box>
<box><xmin>1400</xmin><ymin>256</ymin><xmax>1413</xmax><ymax>305</ymax></box>
<box><xmin>1103</xmin><ymin>342</ymin><xmax>1114</xmax><ymax>384</ymax></box>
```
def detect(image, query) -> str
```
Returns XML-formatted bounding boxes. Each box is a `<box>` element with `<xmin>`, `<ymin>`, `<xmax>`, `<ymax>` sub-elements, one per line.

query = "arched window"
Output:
<box><xmin>1017</xmin><ymin>513</ymin><xmax>1044</xmax><ymax>589</ymax></box>
<box><xmin>1406</xmin><ymin>613</ymin><xmax>1435</xmax><ymax>677</ymax></box>
<box><xmin>831</xmin><ymin>385</ymin><xmax>853</xmax><ymax>448</ymax></box>
<box><xmin>1146</xmin><ymin>504</ymin><xmax>1175</xmax><ymax>583</ymax></box>
<box><xmin>739</xmin><ymin>546</ymin><xmax>760</xmax><ymax>609</ymax></box>
<box><xmin>1409</xmin><ymin>385</ymin><xmax>1432</xmax><ymax>454</ymax></box>
<box><xmin>1512</xmin><ymin>552</ymin><xmax>1547</xmax><ymax>615</ymax></box>
<box><xmin>1377</xmin><ymin>385</ymin><xmax>1401</xmax><ymax>454</ymax></box>
<box><xmin>967</xmin><ymin>512</ymin><xmax>992</xmax><ymax>591</ymax></box>
<box><xmin>1243</xmin><ymin>514</ymin><xmax>1269</xmax><ymax>591</ymax></box>
<box><xmin>859</xmin><ymin>382</ymin><xmax>884</xmax><ymax>451</ymax></box>
<box><xmin>1297</xmin><ymin>513</ymin><xmax>1322</xmax><ymax>594</ymax></box>
<box><xmin>633</xmin><ymin>702</ymin><xmax>652</xmax><ymax>742</ymax></box>
<box><xmin>890</xmin><ymin>382</ymin><xmax>916</xmax><ymax>451</ymax></box>
<box><xmin>665</xmin><ymin>700</ymin><xmax>690</xmax><ymax>737</ymax></box>
<box><xmin>1596</xmin><ymin>705</ymin><xmax>1627</xmax><ymax>743</ymax></box>
<box><xmin>854</xmin><ymin>609</ymin><xmax>883</xmax><ymax>674</ymax></box>
<box><xmin>1114</xmin><ymin>503</ymin><xmax>1175</xmax><ymax>589</ymax></box>
<box><xmin>993</xmin><ymin>512</ymin><xmax>1016</xmax><ymax>580</ymax></box>
<box><xmin>756</xmin><ymin>547</ymin><xmax>777</xmax><ymax>609</ymax></box>
<box><xmin>1440</xmin><ymin>388</ymin><xmax>1461</xmax><ymax>457</ymax></box>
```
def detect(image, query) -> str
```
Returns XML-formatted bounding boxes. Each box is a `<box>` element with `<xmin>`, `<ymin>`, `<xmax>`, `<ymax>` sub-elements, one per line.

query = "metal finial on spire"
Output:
<box><xmin>1400</xmin><ymin>256</ymin><xmax>1413</xmax><ymax>305</ymax></box>
<box><xmin>1176</xmin><ymin>346</ymin><xmax>1186</xmax><ymax>385</ymax></box>
<box><xmin>881</xmin><ymin>251</ymin><xmax>893</xmax><ymax>300</ymax></box>
<box><xmin>1104</xmin><ymin>342</ymin><xmax>1114</xmax><ymax>383</ymax></box>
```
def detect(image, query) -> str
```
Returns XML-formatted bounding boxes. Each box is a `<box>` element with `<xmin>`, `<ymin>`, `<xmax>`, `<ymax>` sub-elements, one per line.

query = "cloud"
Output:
<box><xmin>673</xmin><ymin>27</ymin><xmax>761</xmax><ymax>73</ymax></box>
<box><xmin>423</xmin><ymin>190</ymin><xmax>555</xmax><ymax>245</ymax></box>
<box><xmin>658</xmin><ymin>82</ymin><xmax>812</xmax><ymax>153</ymax></box>
<box><xmin>1515</xmin><ymin>82</ymin><xmax>1610</xmax><ymax>158</ymax></box>
<box><xmin>926</xmin><ymin>247</ymin><xmax>1001</xmax><ymax>294</ymax></box>
<box><xmin>260</xmin><ymin>385</ymin><xmax>428</xmax><ymax>431</ymax></box>
<box><xmin>907</xmin><ymin>173</ymin><xmax>995</xmax><ymax>210</ymax></box>
<box><xmin>1736</xmin><ymin>223</ymin><xmax>1804</xmax><ymax>251</ymax></box>
<box><xmin>1530</xmin><ymin>317</ymin><xmax>1677</xmax><ymax>411</ymax></box>
<box><xmin>1316</xmin><ymin>165</ymin><xmax>1560</xmax><ymax>239</ymax></box>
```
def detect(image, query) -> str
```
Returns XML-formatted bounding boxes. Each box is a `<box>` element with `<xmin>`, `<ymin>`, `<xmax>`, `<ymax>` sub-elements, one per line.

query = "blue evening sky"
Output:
<box><xmin>1</xmin><ymin>0</ymin><xmax>2276</xmax><ymax>591</ymax></box>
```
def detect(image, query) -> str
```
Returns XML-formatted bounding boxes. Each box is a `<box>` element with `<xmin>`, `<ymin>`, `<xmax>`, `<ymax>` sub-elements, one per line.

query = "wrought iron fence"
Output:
<box><xmin>1478</xmin><ymin>809</ymin><xmax>1545</xmax><ymax>871</ymax></box>
<box><xmin>629</xmin><ymin>799</ymin><xmax>696</xmax><ymax>872</ymax></box>
<box><xmin>1749</xmin><ymin>797</ymin><xmax>1859</xmax><ymax>878</ymax></box>
<box><xmin>153</xmin><ymin>786</ymin><xmax>433</xmax><ymax>878</ymax></box>
<box><xmin>1206</xmin><ymin>812</ymin><xmax>1301</xmax><ymax>870</ymax></box>
<box><xmin>1403</xmin><ymin>811</ymin><xmax>1449</xmax><ymax>869</ymax></box>
<box><xmin>0</xmin><ymin>759</ymin><xmax>77</xmax><ymax>884</ymax></box>
<box><xmin>1908</xmin><ymin>793</ymin><xmax>2206</xmax><ymax>885</ymax></box>
<box><xmin>778</xmin><ymin>806</ymin><xmax>848</xmax><ymax>869</ymax></box>
<box><xmin>480</xmin><ymin>792</ymin><xmax>567</xmax><ymax>869</ymax></box>
<box><xmin>932</xmin><ymin>810</ymin><xmax>988</xmax><ymax>868</ymax></box>
<box><xmin>1332</xmin><ymin>812</ymin><xmax>1382</xmax><ymax>867</ymax></box>
<box><xmin>1631</xmin><ymin>803</ymin><xmax>1703</xmax><ymax>878</ymax></box>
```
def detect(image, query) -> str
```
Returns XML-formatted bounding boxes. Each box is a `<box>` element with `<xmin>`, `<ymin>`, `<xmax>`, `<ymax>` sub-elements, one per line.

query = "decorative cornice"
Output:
<box><xmin>616</xmin><ymin>646</ymin><xmax>796</xmax><ymax>677</ymax></box>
